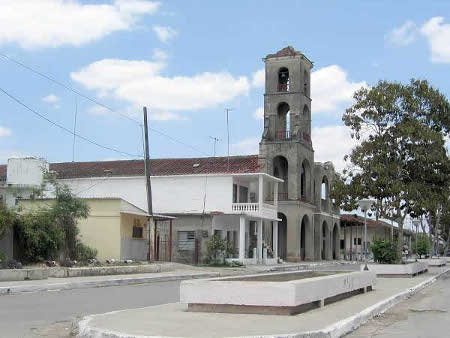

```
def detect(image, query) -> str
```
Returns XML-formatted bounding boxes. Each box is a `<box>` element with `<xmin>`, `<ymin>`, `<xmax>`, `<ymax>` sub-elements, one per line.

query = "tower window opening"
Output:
<box><xmin>276</xmin><ymin>102</ymin><xmax>291</xmax><ymax>140</ymax></box>
<box><xmin>304</xmin><ymin>70</ymin><xmax>309</xmax><ymax>96</ymax></box>
<box><xmin>278</xmin><ymin>67</ymin><xmax>290</xmax><ymax>92</ymax></box>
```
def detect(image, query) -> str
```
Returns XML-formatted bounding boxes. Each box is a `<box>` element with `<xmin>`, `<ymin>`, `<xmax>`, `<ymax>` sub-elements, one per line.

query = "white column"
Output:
<box><xmin>274</xmin><ymin>181</ymin><xmax>278</xmax><ymax>208</ymax></box>
<box><xmin>239</xmin><ymin>215</ymin><xmax>245</xmax><ymax>261</ymax></box>
<box><xmin>273</xmin><ymin>221</ymin><xmax>278</xmax><ymax>259</ymax></box>
<box><xmin>258</xmin><ymin>174</ymin><xmax>263</xmax><ymax>212</ymax></box>
<box><xmin>257</xmin><ymin>219</ymin><xmax>263</xmax><ymax>263</ymax></box>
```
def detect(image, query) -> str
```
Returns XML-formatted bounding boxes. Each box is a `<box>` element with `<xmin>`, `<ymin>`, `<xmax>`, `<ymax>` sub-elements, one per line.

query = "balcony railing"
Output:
<box><xmin>232</xmin><ymin>203</ymin><xmax>259</xmax><ymax>212</ymax></box>
<box><xmin>278</xmin><ymin>83</ymin><xmax>289</xmax><ymax>92</ymax></box>
<box><xmin>275</xmin><ymin>130</ymin><xmax>290</xmax><ymax>140</ymax></box>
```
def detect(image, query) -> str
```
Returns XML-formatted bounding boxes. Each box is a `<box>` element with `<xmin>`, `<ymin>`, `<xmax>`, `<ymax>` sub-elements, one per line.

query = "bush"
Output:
<box><xmin>416</xmin><ymin>235</ymin><xmax>431</xmax><ymax>258</ymax></box>
<box><xmin>14</xmin><ymin>209</ymin><xmax>64</xmax><ymax>263</ymax></box>
<box><xmin>370</xmin><ymin>239</ymin><xmax>398</xmax><ymax>264</ymax></box>
<box><xmin>1</xmin><ymin>259</ymin><xmax>23</xmax><ymax>269</ymax></box>
<box><xmin>75</xmin><ymin>242</ymin><xmax>98</xmax><ymax>262</ymax></box>
<box><xmin>0</xmin><ymin>252</ymin><xmax>5</xmax><ymax>265</ymax></box>
<box><xmin>206</xmin><ymin>234</ymin><xmax>226</xmax><ymax>265</ymax></box>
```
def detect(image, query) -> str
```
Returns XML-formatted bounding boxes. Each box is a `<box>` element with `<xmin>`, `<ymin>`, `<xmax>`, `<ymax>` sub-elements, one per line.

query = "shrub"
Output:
<box><xmin>206</xmin><ymin>234</ymin><xmax>226</xmax><ymax>265</ymax></box>
<box><xmin>2</xmin><ymin>259</ymin><xmax>23</xmax><ymax>269</ymax></box>
<box><xmin>75</xmin><ymin>242</ymin><xmax>98</xmax><ymax>262</ymax></box>
<box><xmin>0</xmin><ymin>252</ymin><xmax>5</xmax><ymax>265</ymax></box>
<box><xmin>416</xmin><ymin>235</ymin><xmax>431</xmax><ymax>258</ymax></box>
<box><xmin>14</xmin><ymin>209</ymin><xmax>64</xmax><ymax>263</ymax></box>
<box><xmin>370</xmin><ymin>239</ymin><xmax>398</xmax><ymax>264</ymax></box>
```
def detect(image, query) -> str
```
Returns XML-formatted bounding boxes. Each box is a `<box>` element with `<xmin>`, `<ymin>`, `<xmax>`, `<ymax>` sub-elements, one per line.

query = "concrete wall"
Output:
<box><xmin>120</xmin><ymin>213</ymin><xmax>148</xmax><ymax>261</ymax></box>
<box><xmin>6</xmin><ymin>158</ymin><xmax>47</xmax><ymax>186</ymax></box>
<box><xmin>60</xmin><ymin>175</ymin><xmax>233</xmax><ymax>215</ymax></box>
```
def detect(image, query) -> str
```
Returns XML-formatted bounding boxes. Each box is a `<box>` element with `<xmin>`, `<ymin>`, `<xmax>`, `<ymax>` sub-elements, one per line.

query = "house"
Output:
<box><xmin>1</xmin><ymin>46</ymin><xmax>342</xmax><ymax>264</ymax></box>
<box><xmin>18</xmin><ymin>197</ymin><xmax>174</xmax><ymax>261</ymax></box>
<box><xmin>340</xmin><ymin>214</ymin><xmax>414</xmax><ymax>260</ymax></box>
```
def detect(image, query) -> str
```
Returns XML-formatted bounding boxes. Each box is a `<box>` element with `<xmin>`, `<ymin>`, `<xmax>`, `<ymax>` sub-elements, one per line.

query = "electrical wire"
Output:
<box><xmin>0</xmin><ymin>86</ymin><xmax>143</xmax><ymax>159</ymax></box>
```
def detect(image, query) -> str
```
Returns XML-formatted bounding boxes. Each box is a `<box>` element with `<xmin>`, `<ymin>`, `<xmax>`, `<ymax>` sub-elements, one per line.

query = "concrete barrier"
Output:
<box><xmin>0</xmin><ymin>268</ymin><xmax>48</xmax><ymax>281</ymax></box>
<box><xmin>364</xmin><ymin>262</ymin><xmax>428</xmax><ymax>277</ymax></box>
<box><xmin>418</xmin><ymin>258</ymin><xmax>446</xmax><ymax>267</ymax></box>
<box><xmin>181</xmin><ymin>270</ymin><xmax>376</xmax><ymax>315</ymax></box>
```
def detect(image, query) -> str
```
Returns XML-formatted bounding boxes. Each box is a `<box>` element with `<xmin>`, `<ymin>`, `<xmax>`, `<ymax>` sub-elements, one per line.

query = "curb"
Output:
<box><xmin>75</xmin><ymin>268</ymin><xmax>449</xmax><ymax>338</ymax></box>
<box><xmin>0</xmin><ymin>272</ymin><xmax>220</xmax><ymax>295</ymax></box>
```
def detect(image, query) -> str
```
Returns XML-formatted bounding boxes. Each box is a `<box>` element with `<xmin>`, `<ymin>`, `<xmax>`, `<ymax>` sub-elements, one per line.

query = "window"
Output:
<box><xmin>132</xmin><ymin>226</ymin><xmax>143</xmax><ymax>239</ymax></box>
<box><xmin>178</xmin><ymin>231</ymin><xmax>195</xmax><ymax>250</ymax></box>
<box><xmin>233</xmin><ymin>184</ymin><xmax>238</xmax><ymax>203</ymax></box>
<box><xmin>239</xmin><ymin>186</ymin><xmax>248</xmax><ymax>203</ymax></box>
<box><xmin>278</xmin><ymin>67</ymin><xmax>289</xmax><ymax>92</ymax></box>
<box><xmin>353</xmin><ymin>238</ymin><xmax>362</xmax><ymax>245</ymax></box>
<box><xmin>340</xmin><ymin>239</ymin><xmax>345</xmax><ymax>250</ymax></box>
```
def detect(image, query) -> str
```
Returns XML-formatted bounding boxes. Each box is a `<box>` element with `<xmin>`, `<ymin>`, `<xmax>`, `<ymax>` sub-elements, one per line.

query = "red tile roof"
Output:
<box><xmin>341</xmin><ymin>214</ymin><xmax>413</xmax><ymax>234</ymax></box>
<box><xmin>0</xmin><ymin>155</ymin><xmax>263</xmax><ymax>180</ymax></box>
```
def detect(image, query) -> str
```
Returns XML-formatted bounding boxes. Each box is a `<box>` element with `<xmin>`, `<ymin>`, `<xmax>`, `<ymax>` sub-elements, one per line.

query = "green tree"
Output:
<box><xmin>206</xmin><ymin>234</ymin><xmax>226</xmax><ymax>265</ymax></box>
<box><xmin>416</xmin><ymin>234</ymin><xmax>431</xmax><ymax>257</ymax></box>
<box><xmin>370</xmin><ymin>239</ymin><xmax>398</xmax><ymax>264</ymax></box>
<box><xmin>335</xmin><ymin>79</ymin><xmax>450</xmax><ymax>261</ymax></box>
<box><xmin>0</xmin><ymin>204</ymin><xmax>16</xmax><ymax>241</ymax></box>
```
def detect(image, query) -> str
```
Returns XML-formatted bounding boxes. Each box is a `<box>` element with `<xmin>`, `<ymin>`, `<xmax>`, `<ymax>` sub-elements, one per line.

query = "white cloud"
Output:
<box><xmin>421</xmin><ymin>17</ymin><xmax>450</xmax><ymax>63</ymax></box>
<box><xmin>42</xmin><ymin>94</ymin><xmax>60</xmax><ymax>103</ymax></box>
<box><xmin>386</xmin><ymin>20</ymin><xmax>418</xmax><ymax>46</ymax></box>
<box><xmin>312</xmin><ymin>125</ymin><xmax>359</xmax><ymax>172</ymax></box>
<box><xmin>71</xmin><ymin>59</ymin><xmax>250</xmax><ymax>114</ymax></box>
<box><xmin>311</xmin><ymin>65</ymin><xmax>366</xmax><ymax>115</ymax></box>
<box><xmin>231</xmin><ymin>137</ymin><xmax>260</xmax><ymax>155</ymax></box>
<box><xmin>253</xmin><ymin>107</ymin><xmax>264</xmax><ymax>120</ymax></box>
<box><xmin>0</xmin><ymin>126</ymin><xmax>12</xmax><ymax>137</ymax></box>
<box><xmin>0</xmin><ymin>0</ymin><xmax>160</xmax><ymax>49</ymax></box>
<box><xmin>87</xmin><ymin>105</ymin><xmax>109</xmax><ymax>116</ymax></box>
<box><xmin>252</xmin><ymin>69</ymin><xmax>265</xmax><ymax>87</ymax></box>
<box><xmin>152</xmin><ymin>48</ymin><xmax>168</xmax><ymax>60</ymax></box>
<box><xmin>153</xmin><ymin>25</ymin><xmax>177</xmax><ymax>43</ymax></box>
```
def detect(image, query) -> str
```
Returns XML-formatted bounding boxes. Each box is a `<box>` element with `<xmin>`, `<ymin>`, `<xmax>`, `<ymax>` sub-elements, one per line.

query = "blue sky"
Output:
<box><xmin>0</xmin><ymin>0</ymin><xmax>449</xmax><ymax>171</ymax></box>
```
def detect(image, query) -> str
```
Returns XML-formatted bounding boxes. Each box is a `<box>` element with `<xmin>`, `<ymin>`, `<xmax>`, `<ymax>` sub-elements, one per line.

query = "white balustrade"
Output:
<box><xmin>232</xmin><ymin>203</ymin><xmax>259</xmax><ymax>212</ymax></box>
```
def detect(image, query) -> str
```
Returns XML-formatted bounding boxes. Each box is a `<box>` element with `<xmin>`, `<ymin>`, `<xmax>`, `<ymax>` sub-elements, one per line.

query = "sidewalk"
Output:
<box><xmin>0</xmin><ymin>261</ymin><xmax>360</xmax><ymax>295</ymax></box>
<box><xmin>76</xmin><ymin>267</ymin><xmax>449</xmax><ymax>338</ymax></box>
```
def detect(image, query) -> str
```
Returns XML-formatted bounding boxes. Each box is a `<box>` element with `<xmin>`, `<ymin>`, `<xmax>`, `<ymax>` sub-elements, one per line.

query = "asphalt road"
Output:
<box><xmin>348</xmin><ymin>271</ymin><xmax>450</xmax><ymax>338</ymax></box>
<box><xmin>0</xmin><ymin>280</ymin><xmax>180</xmax><ymax>337</ymax></box>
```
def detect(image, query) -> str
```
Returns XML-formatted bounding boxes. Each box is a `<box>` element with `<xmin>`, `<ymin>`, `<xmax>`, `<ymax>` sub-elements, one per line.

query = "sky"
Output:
<box><xmin>0</xmin><ymin>0</ymin><xmax>449</xmax><ymax>172</ymax></box>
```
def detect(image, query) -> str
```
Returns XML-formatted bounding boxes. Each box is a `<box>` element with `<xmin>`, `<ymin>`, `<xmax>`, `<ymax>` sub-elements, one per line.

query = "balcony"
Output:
<box><xmin>278</xmin><ymin>83</ymin><xmax>289</xmax><ymax>92</ymax></box>
<box><xmin>232</xmin><ymin>203</ymin><xmax>259</xmax><ymax>212</ymax></box>
<box><xmin>275</xmin><ymin>130</ymin><xmax>290</xmax><ymax>140</ymax></box>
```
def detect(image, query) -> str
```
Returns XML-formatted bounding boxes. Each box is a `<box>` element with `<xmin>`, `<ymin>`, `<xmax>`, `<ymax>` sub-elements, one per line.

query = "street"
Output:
<box><xmin>0</xmin><ymin>280</ymin><xmax>180</xmax><ymax>337</ymax></box>
<box><xmin>348</xmin><ymin>271</ymin><xmax>450</xmax><ymax>338</ymax></box>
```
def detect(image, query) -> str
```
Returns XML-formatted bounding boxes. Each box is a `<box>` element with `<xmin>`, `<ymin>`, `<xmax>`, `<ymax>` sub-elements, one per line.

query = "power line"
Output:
<box><xmin>0</xmin><ymin>53</ymin><xmax>212</xmax><ymax>158</ymax></box>
<box><xmin>0</xmin><ymin>52</ymin><xmax>142</xmax><ymax>126</ymax></box>
<box><xmin>0</xmin><ymin>86</ymin><xmax>143</xmax><ymax>159</ymax></box>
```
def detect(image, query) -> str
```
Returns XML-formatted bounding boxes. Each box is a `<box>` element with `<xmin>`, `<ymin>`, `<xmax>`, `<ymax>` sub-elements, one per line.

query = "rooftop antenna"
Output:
<box><xmin>209</xmin><ymin>136</ymin><xmax>220</xmax><ymax>156</ymax></box>
<box><xmin>225</xmin><ymin>108</ymin><xmax>234</xmax><ymax>171</ymax></box>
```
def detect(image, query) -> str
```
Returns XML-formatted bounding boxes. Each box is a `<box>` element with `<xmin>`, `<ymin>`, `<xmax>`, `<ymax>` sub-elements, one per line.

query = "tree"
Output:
<box><xmin>206</xmin><ymin>234</ymin><xmax>226</xmax><ymax>265</ymax></box>
<box><xmin>415</xmin><ymin>234</ymin><xmax>431</xmax><ymax>258</ymax></box>
<box><xmin>50</xmin><ymin>182</ymin><xmax>90</xmax><ymax>260</ymax></box>
<box><xmin>335</xmin><ymin>79</ymin><xmax>450</xmax><ymax>261</ymax></box>
<box><xmin>0</xmin><ymin>204</ymin><xmax>16</xmax><ymax>241</ymax></box>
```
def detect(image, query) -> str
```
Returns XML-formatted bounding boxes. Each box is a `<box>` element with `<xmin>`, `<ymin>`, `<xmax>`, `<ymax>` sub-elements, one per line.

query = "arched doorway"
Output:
<box><xmin>277</xmin><ymin>212</ymin><xmax>287</xmax><ymax>260</ymax></box>
<box><xmin>300</xmin><ymin>215</ymin><xmax>311</xmax><ymax>261</ymax></box>
<box><xmin>300</xmin><ymin>159</ymin><xmax>311</xmax><ymax>201</ymax></box>
<box><xmin>275</xmin><ymin>102</ymin><xmax>290</xmax><ymax>140</ymax></box>
<box><xmin>333</xmin><ymin>223</ymin><xmax>339</xmax><ymax>260</ymax></box>
<box><xmin>278</xmin><ymin>67</ymin><xmax>290</xmax><ymax>92</ymax></box>
<box><xmin>273</xmin><ymin>156</ymin><xmax>288</xmax><ymax>200</ymax></box>
<box><xmin>322</xmin><ymin>221</ymin><xmax>328</xmax><ymax>260</ymax></box>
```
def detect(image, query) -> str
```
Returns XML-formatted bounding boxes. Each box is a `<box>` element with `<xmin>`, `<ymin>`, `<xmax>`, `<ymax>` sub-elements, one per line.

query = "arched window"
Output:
<box><xmin>303</xmin><ymin>105</ymin><xmax>309</xmax><ymax>117</ymax></box>
<box><xmin>278</xmin><ymin>67</ymin><xmax>289</xmax><ymax>92</ymax></box>
<box><xmin>273</xmin><ymin>156</ymin><xmax>288</xmax><ymax>200</ymax></box>
<box><xmin>300</xmin><ymin>159</ymin><xmax>311</xmax><ymax>200</ymax></box>
<box><xmin>276</xmin><ymin>102</ymin><xmax>290</xmax><ymax>140</ymax></box>
<box><xmin>304</xmin><ymin>70</ymin><xmax>309</xmax><ymax>96</ymax></box>
<box><xmin>321</xmin><ymin>176</ymin><xmax>328</xmax><ymax>200</ymax></box>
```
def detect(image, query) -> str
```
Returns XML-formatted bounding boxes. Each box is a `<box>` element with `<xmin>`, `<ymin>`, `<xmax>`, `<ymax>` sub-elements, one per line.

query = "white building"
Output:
<box><xmin>1</xmin><ymin>156</ymin><xmax>282</xmax><ymax>264</ymax></box>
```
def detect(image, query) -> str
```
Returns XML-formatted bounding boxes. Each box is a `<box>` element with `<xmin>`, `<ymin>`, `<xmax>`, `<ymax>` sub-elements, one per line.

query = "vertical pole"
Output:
<box><xmin>143</xmin><ymin>107</ymin><xmax>154</xmax><ymax>261</ymax></box>
<box><xmin>226</xmin><ymin>108</ymin><xmax>230</xmax><ymax>171</ymax></box>
<box><xmin>257</xmin><ymin>219</ymin><xmax>263</xmax><ymax>263</ymax></box>
<box><xmin>350</xmin><ymin>225</ymin><xmax>353</xmax><ymax>261</ymax></box>
<box><xmin>258</xmin><ymin>174</ymin><xmax>263</xmax><ymax>212</ymax></box>
<box><xmin>169</xmin><ymin>219</ymin><xmax>173</xmax><ymax>262</ymax></box>
<box><xmin>239</xmin><ymin>215</ymin><xmax>245</xmax><ymax>261</ymax></box>
<box><xmin>154</xmin><ymin>220</ymin><xmax>158</xmax><ymax>261</ymax></box>
<box><xmin>364</xmin><ymin>210</ymin><xmax>368</xmax><ymax>270</ymax></box>
<box><xmin>273</xmin><ymin>221</ymin><xmax>278</xmax><ymax>259</ymax></box>
<box><xmin>72</xmin><ymin>96</ymin><xmax>78</xmax><ymax>162</ymax></box>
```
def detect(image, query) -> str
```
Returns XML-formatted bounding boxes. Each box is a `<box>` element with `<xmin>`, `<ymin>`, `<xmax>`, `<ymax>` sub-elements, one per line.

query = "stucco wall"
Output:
<box><xmin>120</xmin><ymin>213</ymin><xmax>148</xmax><ymax>261</ymax></box>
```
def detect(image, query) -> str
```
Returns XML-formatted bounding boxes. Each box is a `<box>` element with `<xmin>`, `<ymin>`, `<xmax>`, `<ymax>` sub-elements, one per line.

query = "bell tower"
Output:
<box><xmin>260</xmin><ymin>46</ymin><xmax>314</xmax><ymax>202</ymax></box>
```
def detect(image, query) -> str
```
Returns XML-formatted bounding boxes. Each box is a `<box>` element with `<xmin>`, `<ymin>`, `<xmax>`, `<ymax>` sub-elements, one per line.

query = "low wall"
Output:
<box><xmin>0</xmin><ymin>268</ymin><xmax>48</xmax><ymax>281</ymax></box>
<box><xmin>181</xmin><ymin>270</ymin><xmax>376</xmax><ymax>315</ymax></box>
<box><xmin>418</xmin><ymin>258</ymin><xmax>446</xmax><ymax>266</ymax></box>
<box><xmin>364</xmin><ymin>262</ymin><xmax>427</xmax><ymax>276</ymax></box>
<box><xmin>48</xmin><ymin>263</ymin><xmax>175</xmax><ymax>278</ymax></box>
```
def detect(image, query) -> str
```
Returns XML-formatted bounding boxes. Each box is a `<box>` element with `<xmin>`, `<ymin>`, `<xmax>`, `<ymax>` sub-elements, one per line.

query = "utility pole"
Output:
<box><xmin>143</xmin><ymin>107</ymin><xmax>154</xmax><ymax>261</ymax></box>
<box><xmin>209</xmin><ymin>136</ymin><xmax>220</xmax><ymax>156</ymax></box>
<box><xmin>225</xmin><ymin>108</ymin><xmax>233</xmax><ymax>171</ymax></box>
<box><xmin>72</xmin><ymin>96</ymin><xmax>78</xmax><ymax>162</ymax></box>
